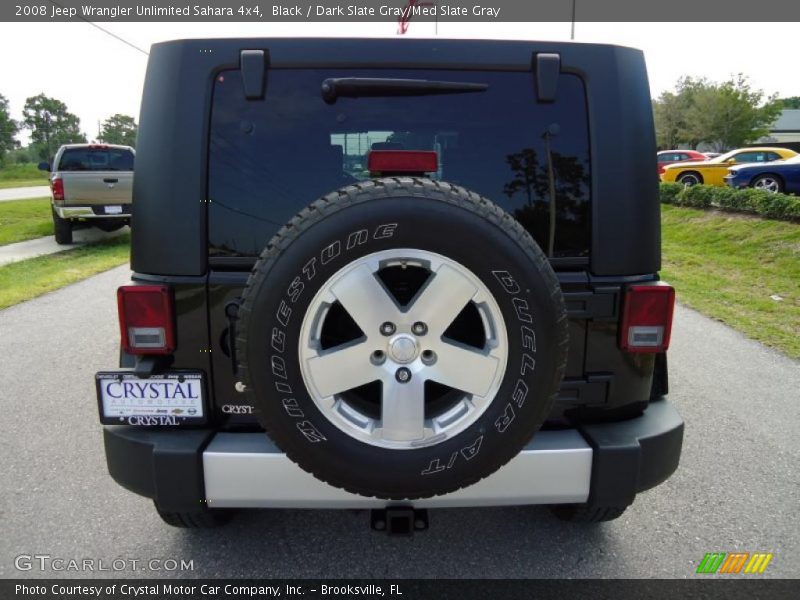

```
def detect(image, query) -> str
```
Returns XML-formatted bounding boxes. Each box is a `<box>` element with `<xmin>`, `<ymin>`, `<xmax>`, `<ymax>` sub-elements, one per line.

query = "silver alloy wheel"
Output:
<box><xmin>298</xmin><ymin>249</ymin><xmax>508</xmax><ymax>450</ymax></box>
<box><xmin>753</xmin><ymin>176</ymin><xmax>780</xmax><ymax>193</ymax></box>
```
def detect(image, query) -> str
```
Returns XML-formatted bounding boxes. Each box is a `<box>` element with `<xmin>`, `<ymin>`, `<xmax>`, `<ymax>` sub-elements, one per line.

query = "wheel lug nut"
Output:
<box><xmin>395</xmin><ymin>367</ymin><xmax>412</xmax><ymax>383</ymax></box>
<box><xmin>421</xmin><ymin>350</ymin><xmax>436</xmax><ymax>365</ymax></box>
<box><xmin>371</xmin><ymin>350</ymin><xmax>386</xmax><ymax>365</ymax></box>
<box><xmin>380</xmin><ymin>322</ymin><xmax>396</xmax><ymax>336</ymax></box>
<box><xmin>411</xmin><ymin>321</ymin><xmax>428</xmax><ymax>336</ymax></box>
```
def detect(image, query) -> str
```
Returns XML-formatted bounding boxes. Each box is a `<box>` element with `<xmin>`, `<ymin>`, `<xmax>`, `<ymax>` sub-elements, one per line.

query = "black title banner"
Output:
<box><xmin>3</xmin><ymin>0</ymin><xmax>800</xmax><ymax>22</ymax></box>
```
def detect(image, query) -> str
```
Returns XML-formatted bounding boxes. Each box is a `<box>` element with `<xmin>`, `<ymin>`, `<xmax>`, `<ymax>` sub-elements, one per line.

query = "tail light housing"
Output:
<box><xmin>619</xmin><ymin>283</ymin><xmax>675</xmax><ymax>353</ymax></box>
<box><xmin>117</xmin><ymin>285</ymin><xmax>175</xmax><ymax>355</ymax></box>
<box><xmin>51</xmin><ymin>178</ymin><xmax>64</xmax><ymax>205</ymax></box>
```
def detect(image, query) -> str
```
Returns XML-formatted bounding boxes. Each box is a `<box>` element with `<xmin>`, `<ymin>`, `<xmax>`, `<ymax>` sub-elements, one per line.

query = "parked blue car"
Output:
<box><xmin>725</xmin><ymin>155</ymin><xmax>800</xmax><ymax>194</ymax></box>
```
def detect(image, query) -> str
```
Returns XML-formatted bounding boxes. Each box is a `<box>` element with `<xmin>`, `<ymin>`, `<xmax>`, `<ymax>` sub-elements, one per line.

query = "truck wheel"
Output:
<box><xmin>236</xmin><ymin>178</ymin><xmax>569</xmax><ymax>500</ymax></box>
<box><xmin>52</xmin><ymin>209</ymin><xmax>73</xmax><ymax>245</ymax></box>
<box><xmin>154</xmin><ymin>502</ymin><xmax>235</xmax><ymax>528</ymax></box>
<box><xmin>549</xmin><ymin>504</ymin><xmax>628</xmax><ymax>523</ymax></box>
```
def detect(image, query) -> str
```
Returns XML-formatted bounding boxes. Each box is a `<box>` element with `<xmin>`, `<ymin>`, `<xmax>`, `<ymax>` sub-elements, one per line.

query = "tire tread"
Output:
<box><xmin>154</xmin><ymin>503</ymin><xmax>234</xmax><ymax>528</ymax></box>
<box><xmin>550</xmin><ymin>504</ymin><xmax>628</xmax><ymax>523</ymax></box>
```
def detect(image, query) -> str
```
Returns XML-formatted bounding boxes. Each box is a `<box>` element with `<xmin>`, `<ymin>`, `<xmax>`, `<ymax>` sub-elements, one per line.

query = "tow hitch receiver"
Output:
<box><xmin>371</xmin><ymin>507</ymin><xmax>428</xmax><ymax>535</ymax></box>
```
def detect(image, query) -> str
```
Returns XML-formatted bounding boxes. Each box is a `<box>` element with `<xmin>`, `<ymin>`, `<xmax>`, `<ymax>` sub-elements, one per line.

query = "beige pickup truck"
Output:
<box><xmin>39</xmin><ymin>143</ymin><xmax>134</xmax><ymax>244</ymax></box>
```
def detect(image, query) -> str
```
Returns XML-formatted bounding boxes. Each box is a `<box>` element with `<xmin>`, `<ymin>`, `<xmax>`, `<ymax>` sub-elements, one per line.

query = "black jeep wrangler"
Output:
<box><xmin>97</xmin><ymin>38</ymin><xmax>683</xmax><ymax>529</ymax></box>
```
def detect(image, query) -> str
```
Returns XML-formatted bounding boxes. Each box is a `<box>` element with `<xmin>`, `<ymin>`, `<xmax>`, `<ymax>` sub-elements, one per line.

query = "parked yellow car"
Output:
<box><xmin>660</xmin><ymin>147</ymin><xmax>798</xmax><ymax>187</ymax></box>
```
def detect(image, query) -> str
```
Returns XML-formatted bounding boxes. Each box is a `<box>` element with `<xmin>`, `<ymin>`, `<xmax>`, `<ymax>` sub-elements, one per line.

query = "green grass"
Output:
<box><xmin>0</xmin><ymin>234</ymin><xmax>130</xmax><ymax>310</ymax></box>
<box><xmin>0</xmin><ymin>163</ymin><xmax>49</xmax><ymax>188</ymax></box>
<box><xmin>661</xmin><ymin>205</ymin><xmax>800</xmax><ymax>358</ymax></box>
<box><xmin>0</xmin><ymin>179</ymin><xmax>48</xmax><ymax>190</ymax></box>
<box><xmin>0</xmin><ymin>198</ymin><xmax>53</xmax><ymax>245</ymax></box>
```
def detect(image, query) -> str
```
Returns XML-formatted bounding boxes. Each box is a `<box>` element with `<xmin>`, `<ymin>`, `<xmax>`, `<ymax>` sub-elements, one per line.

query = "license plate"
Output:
<box><xmin>96</xmin><ymin>371</ymin><xmax>206</xmax><ymax>426</ymax></box>
<box><xmin>104</xmin><ymin>205</ymin><xmax>123</xmax><ymax>214</ymax></box>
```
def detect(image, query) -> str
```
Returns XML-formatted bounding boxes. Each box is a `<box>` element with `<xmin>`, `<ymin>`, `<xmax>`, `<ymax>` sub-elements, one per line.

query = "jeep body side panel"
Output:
<box><xmin>133</xmin><ymin>38</ymin><xmax>659</xmax><ymax>277</ymax></box>
<box><xmin>132</xmin><ymin>41</ymin><xmax>220</xmax><ymax>275</ymax></box>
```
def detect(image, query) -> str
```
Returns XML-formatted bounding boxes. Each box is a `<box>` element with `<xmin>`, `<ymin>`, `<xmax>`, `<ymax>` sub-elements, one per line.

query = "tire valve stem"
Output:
<box><xmin>395</xmin><ymin>367</ymin><xmax>412</xmax><ymax>383</ymax></box>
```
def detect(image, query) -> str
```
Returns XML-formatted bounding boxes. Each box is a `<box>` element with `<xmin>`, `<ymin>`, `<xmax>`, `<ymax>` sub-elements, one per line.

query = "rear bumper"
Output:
<box><xmin>55</xmin><ymin>205</ymin><xmax>131</xmax><ymax>219</ymax></box>
<box><xmin>103</xmin><ymin>400</ymin><xmax>683</xmax><ymax>512</ymax></box>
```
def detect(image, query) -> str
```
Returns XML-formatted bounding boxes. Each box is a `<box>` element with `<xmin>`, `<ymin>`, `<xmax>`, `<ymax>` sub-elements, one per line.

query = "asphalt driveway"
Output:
<box><xmin>0</xmin><ymin>265</ymin><xmax>798</xmax><ymax>578</ymax></box>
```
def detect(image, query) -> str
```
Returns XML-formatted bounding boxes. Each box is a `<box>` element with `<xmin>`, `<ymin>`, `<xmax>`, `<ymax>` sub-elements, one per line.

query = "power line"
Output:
<box><xmin>45</xmin><ymin>0</ymin><xmax>149</xmax><ymax>56</ymax></box>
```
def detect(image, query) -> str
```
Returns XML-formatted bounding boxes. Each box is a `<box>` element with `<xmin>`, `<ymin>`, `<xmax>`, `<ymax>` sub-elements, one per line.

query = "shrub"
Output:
<box><xmin>659</xmin><ymin>182</ymin><xmax>683</xmax><ymax>204</ymax></box>
<box><xmin>676</xmin><ymin>184</ymin><xmax>714</xmax><ymax>208</ymax></box>
<box><xmin>710</xmin><ymin>185</ymin><xmax>737</xmax><ymax>208</ymax></box>
<box><xmin>752</xmin><ymin>192</ymin><xmax>800</xmax><ymax>221</ymax></box>
<box><xmin>658</xmin><ymin>182</ymin><xmax>800</xmax><ymax>222</ymax></box>
<box><xmin>731</xmin><ymin>189</ymin><xmax>774</xmax><ymax>213</ymax></box>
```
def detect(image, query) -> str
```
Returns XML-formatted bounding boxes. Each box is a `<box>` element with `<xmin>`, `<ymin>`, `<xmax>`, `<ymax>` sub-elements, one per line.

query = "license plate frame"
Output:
<box><xmin>96</xmin><ymin>371</ymin><xmax>207</xmax><ymax>426</ymax></box>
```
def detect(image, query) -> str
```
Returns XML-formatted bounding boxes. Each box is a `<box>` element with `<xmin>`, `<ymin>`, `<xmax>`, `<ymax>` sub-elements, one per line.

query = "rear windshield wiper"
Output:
<box><xmin>321</xmin><ymin>78</ymin><xmax>488</xmax><ymax>104</ymax></box>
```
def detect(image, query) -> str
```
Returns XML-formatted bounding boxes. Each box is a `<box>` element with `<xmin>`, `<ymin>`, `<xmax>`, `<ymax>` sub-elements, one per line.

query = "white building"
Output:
<box><xmin>761</xmin><ymin>109</ymin><xmax>800</xmax><ymax>143</ymax></box>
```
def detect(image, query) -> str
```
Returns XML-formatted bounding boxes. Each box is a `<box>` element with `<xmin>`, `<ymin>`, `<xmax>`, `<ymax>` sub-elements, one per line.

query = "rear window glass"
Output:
<box><xmin>58</xmin><ymin>148</ymin><xmax>134</xmax><ymax>171</ymax></box>
<box><xmin>208</xmin><ymin>69</ymin><xmax>591</xmax><ymax>258</ymax></box>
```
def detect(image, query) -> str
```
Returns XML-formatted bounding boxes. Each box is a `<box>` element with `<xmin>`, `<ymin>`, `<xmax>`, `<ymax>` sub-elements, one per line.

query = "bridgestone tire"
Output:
<box><xmin>549</xmin><ymin>504</ymin><xmax>628</xmax><ymax>523</ymax></box>
<box><xmin>52</xmin><ymin>208</ymin><xmax>73</xmax><ymax>245</ymax></box>
<box><xmin>154</xmin><ymin>502</ymin><xmax>236</xmax><ymax>528</ymax></box>
<box><xmin>237</xmin><ymin>178</ymin><xmax>569</xmax><ymax>500</ymax></box>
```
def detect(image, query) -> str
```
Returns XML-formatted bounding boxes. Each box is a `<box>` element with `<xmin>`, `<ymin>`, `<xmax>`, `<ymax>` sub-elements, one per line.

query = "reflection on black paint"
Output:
<box><xmin>208</xmin><ymin>68</ymin><xmax>592</xmax><ymax>258</ymax></box>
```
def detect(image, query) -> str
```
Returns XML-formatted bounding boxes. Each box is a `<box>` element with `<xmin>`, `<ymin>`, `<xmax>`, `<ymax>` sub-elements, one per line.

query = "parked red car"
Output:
<box><xmin>657</xmin><ymin>150</ymin><xmax>707</xmax><ymax>175</ymax></box>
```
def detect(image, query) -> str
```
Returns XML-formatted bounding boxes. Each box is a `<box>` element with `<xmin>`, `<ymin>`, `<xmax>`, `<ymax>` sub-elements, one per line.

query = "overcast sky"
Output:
<box><xmin>1</xmin><ymin>21</ymin><xmax>798</xmax><ymax>143</ymax></box>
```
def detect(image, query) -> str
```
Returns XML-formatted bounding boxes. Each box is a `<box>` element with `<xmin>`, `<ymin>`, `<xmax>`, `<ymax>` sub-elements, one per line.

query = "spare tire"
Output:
<box><xmin>237</xmin><ymin>178</ymin><xmax>568</xmax><ymax>499</ymax></box>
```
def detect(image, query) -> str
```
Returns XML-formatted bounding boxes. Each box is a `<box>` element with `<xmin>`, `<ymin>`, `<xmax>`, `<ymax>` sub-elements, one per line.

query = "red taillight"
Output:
<box><xmin>368</xmin><ymin>150</ymin><xmax>438</xmax><ymax>175</ymax></box>
<box><xmin>117</xmin><ymin>285</ymin><xmax>175</xmax><ymax>355</ymax></box>
<box><xmin>619</xmin><ymin>283</ymin><xmax>675</xmax><ymax>353</ymax></box>
<box><xmin>51</xmin><ymin>178</ymin><xmax>64</xmax><ymax>204</ymax></box>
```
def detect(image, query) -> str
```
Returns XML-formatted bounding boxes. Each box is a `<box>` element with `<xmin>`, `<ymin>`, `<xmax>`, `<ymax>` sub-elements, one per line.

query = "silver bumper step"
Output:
<box><xmin>203</xmin><ymin>430</ymin><xmax>592</xmax><ymax>509</ymax></box>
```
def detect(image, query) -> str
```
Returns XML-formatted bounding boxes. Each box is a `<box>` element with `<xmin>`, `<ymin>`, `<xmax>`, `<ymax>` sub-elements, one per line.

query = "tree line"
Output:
<box><xmin>653</xmin><ymin>74</ymin><xmax>795</xmax><ymax>151</ymax></box>
<box><xmin>0</xmin><ymin>92</ymin><xmax>137</xmax><ymax>166</ymax></box>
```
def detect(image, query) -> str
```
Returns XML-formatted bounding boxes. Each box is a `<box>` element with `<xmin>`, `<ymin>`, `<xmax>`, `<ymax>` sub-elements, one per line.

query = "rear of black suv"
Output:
<box><xmin>98</xmin><ymin>38</ymin><xmax>683</xmax><ymax>527</ymax></box>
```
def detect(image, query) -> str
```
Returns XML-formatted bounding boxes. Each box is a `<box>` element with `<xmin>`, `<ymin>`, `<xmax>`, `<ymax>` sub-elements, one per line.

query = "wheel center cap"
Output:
<box><xmin>388</xmin><ymin>335</ymin><xmax>418</xmax><ymax>364</ymax></box>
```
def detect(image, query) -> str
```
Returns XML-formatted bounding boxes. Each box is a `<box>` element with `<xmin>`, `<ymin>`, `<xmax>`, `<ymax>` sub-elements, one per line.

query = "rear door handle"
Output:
<box><xmin>103</xmin><ymin>178</ymin><xmax>118</xmax><ymax>183</ymax></box>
